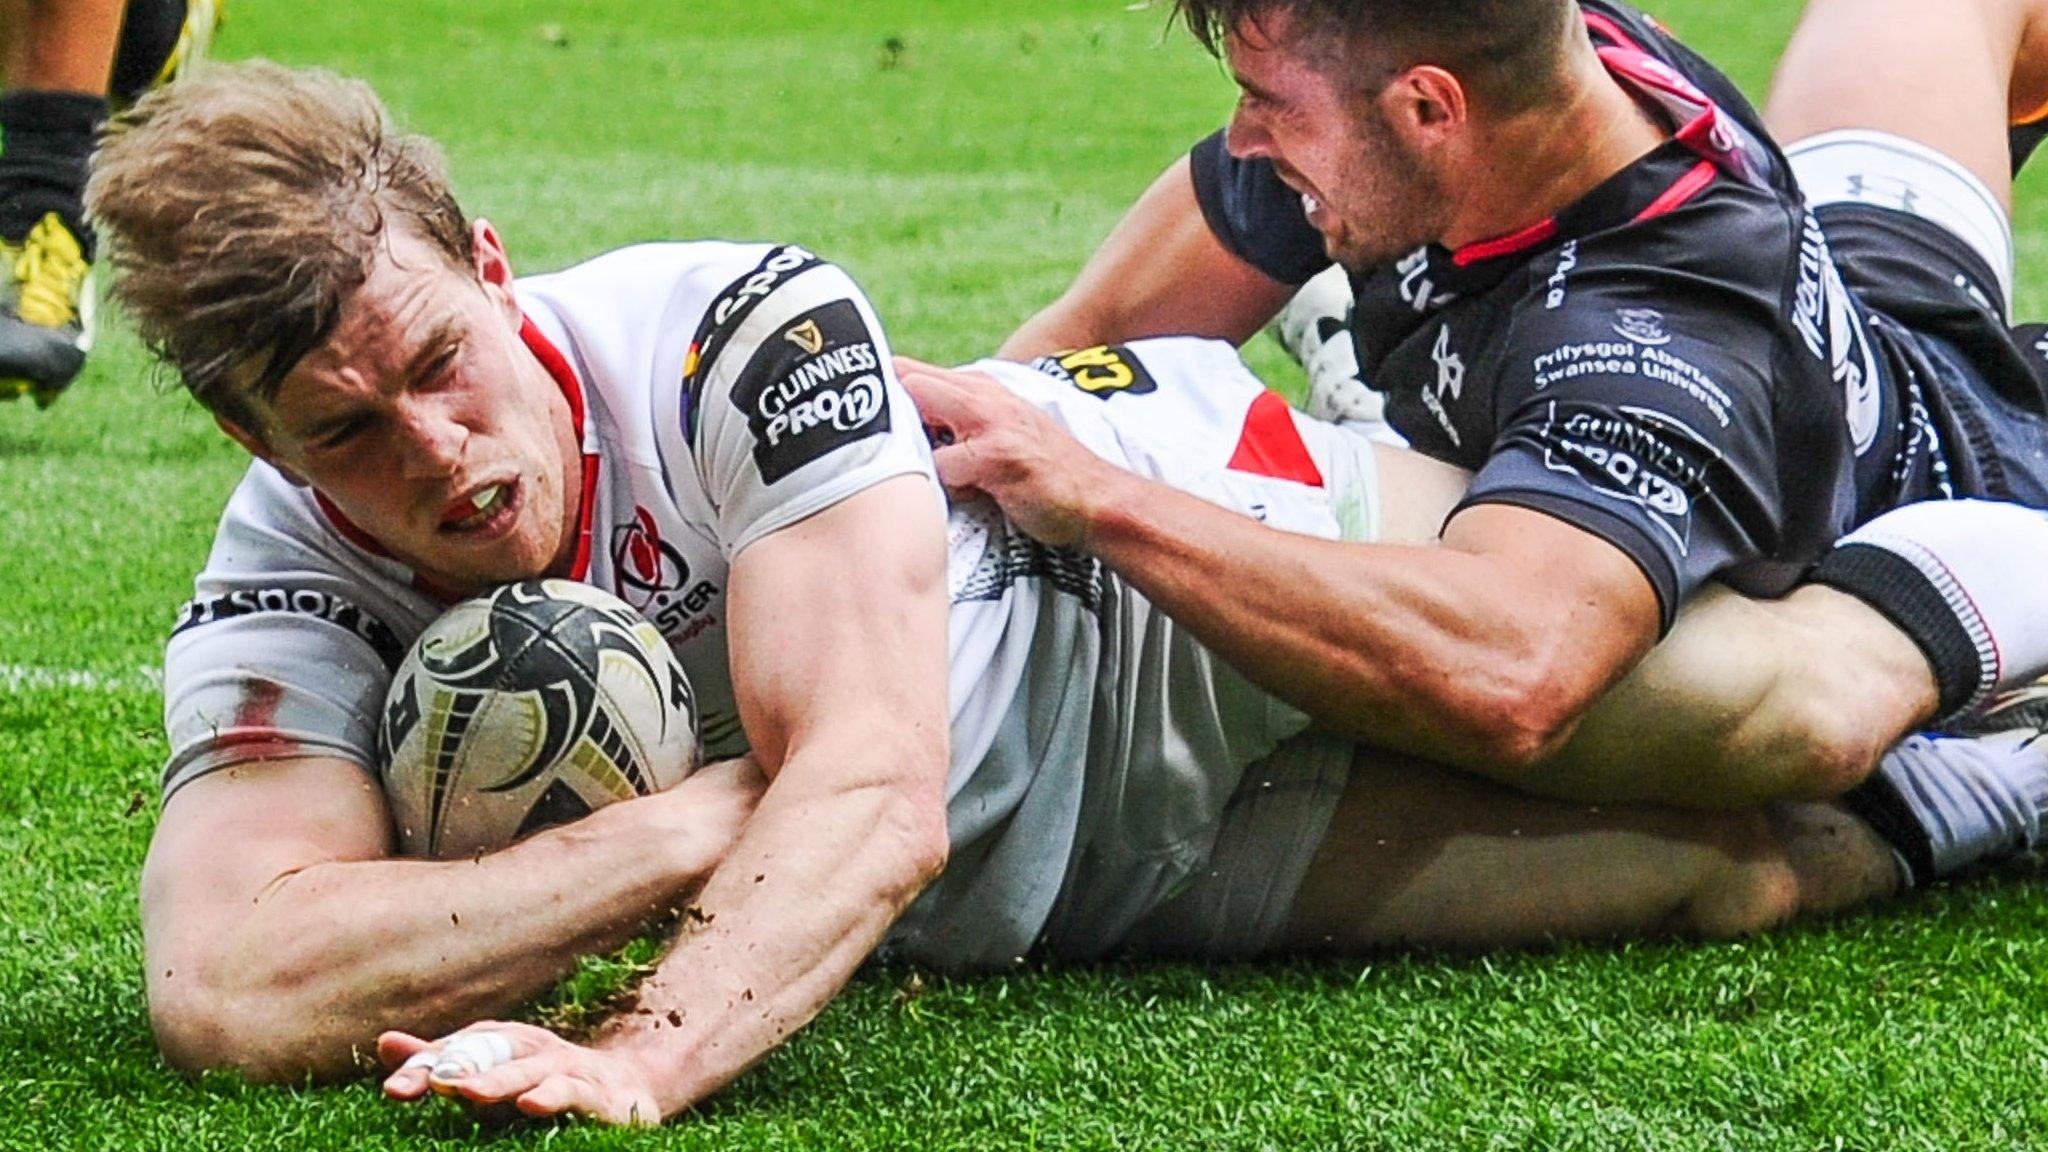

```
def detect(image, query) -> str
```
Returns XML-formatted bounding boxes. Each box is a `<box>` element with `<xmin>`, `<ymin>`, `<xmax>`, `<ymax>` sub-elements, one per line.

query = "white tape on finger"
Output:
<box><xmin>429</xmin><ymin>1030</ymin><xmax>515</xmax><ymax>1081</ymax></box>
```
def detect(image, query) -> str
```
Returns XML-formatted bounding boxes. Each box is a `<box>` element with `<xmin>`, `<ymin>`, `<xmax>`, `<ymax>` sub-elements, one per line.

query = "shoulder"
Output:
<box><xmin>1519</xmin><ymin>193</ymin><xmax>1798</xmax><ymax>355</ymax></box>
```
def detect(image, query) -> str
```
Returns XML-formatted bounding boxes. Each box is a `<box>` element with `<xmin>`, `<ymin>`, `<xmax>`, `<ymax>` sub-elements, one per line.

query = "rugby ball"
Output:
<box><xmin>379</xmin><ymin>579</ymin><xmax>700</xmax><ymax>858</ymax></box>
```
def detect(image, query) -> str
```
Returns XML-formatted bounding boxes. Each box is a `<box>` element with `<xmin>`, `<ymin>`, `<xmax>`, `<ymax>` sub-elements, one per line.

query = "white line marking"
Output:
<box><xmin>0</xmin><ymin>664</ymin><xmax>161</xmax><ymax>693</ymax></box>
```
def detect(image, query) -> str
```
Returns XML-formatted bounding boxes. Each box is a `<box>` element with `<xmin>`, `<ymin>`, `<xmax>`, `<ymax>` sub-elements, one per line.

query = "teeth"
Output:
<box><xmin>1302</xmin><ymin>193</ymin><xmax>1321</xmax><ymax>215</ymax></box>
<box><xmin>449</xmin><ymin>485</ymin><xmax>506</xmax><ymax>530</ymax></box>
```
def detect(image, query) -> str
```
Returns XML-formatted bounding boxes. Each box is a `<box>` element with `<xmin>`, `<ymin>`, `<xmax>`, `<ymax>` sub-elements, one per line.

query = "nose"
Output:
<box><xmin>397</xmin><ymin>394</ymin><xmax>469</xmax><ymax>480</ymax></box>
<box><xmin>1224</xmin><ymin>102</ymin><xmax>1272</xmax><ymax>159</ymax></box>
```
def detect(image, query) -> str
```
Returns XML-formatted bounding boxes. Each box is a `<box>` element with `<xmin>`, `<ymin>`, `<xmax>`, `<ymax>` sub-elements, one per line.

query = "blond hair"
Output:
<box><xmin>85</xmin><ymin>61</ymin><xmax>473</xmax><ymax>427</ymax></box>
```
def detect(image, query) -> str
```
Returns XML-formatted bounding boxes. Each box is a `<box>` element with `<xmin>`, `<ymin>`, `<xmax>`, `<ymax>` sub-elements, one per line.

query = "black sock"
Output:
<box><xmin>2014</xmin><ymin>120</ymin><xmax>2048</xmax><ymax>178</ymax></box>
<box><xmin>1840</xmin><ymin>772</ymin><xmax>1934</xmax><ymax>889</ymax></box>
<box><xmin>109</xmin><ymin>0</ymin><xmax>189</xmax><ymax>107</ymax></box>
<box><xmin>1810</xmin><ymin>542</ymin><xmax>1989</xmax><ymax>721</ymax></box>
<box><xmin>0</xmin><ymin>89</ymin><xmax>106</xmax><ymax>256</ymax></box>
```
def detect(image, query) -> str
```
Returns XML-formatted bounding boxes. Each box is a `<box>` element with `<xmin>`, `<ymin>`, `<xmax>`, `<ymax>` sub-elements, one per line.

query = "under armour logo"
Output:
<box><xmin>1846</xmin><ymin>174</ymin><xmax>1921</xmax><ymax>214</ymax></box>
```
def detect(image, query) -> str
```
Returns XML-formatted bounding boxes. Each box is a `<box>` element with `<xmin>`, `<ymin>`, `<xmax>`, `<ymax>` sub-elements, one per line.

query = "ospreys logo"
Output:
<box><xmin>1791</xmin><ymin>212</ymin><xmax>1882</xmax><ymax>456</ymax></box>
<box><xmin>732</xmin><ymin>298</ymin><xmax>891</xmax><ymax>483</ymax></box>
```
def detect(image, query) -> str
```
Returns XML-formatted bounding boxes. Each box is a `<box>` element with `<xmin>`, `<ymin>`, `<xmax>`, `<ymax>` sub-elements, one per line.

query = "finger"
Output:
<box><xmin>425</xmin><ymin>1028</ymin><xmax>519</xmax><ymax>1090</ymax></box>
<box><xmin>378</xmin><ymin>1032</ymin><xmax>438</xmax><ymax>1099</ymax></box>
<box><xmin>377</xmin><ymin>1030</ymin><xmax>433</xmax><ymax>1069</ymax></box>
<box><xmin>440</xmin><ymin>1053</ymin><xmax>563</xmax><ymax>1106</ymax></box>
<box><xmin>898</xmin><ymin>368</ymin><xmax>981</xmax><ymax>430</ymax></box>
<box><xmin>930</xmin><ymin>442</ymin><xmax>984</xmax><ymax>489</ymax></box>
<box><xmin>892</xmin><ymin>354</ymin><xmax>944</xmax><ymax>377</ymax></box>
<box><xmin>897</xmin><ymin>366</ymin><xmax>966</xmax><ymax>426</ymax></box>
<box><xmin>511</xmin><ymin>1074</ymin><xmax>588</xmax><ymax>1118</ymax></box>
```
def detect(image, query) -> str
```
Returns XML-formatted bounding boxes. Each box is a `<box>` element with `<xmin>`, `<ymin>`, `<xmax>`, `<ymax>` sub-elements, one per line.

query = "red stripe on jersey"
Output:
<box><xmin>521</xmin><ymin>315</ymin><xmax>602</xmax><ymax>580</ymax></box>
<box><xmin>1633</xmin><ymin>160</ymin><xmax>1718</xmax><ymax>223</ymax></box>
<box><xmin>521</xmin><ymin>315</ymin><xmax>587</xmax><ymax>443</ymax></box>
<box><xmin>1227</xmin><ymin>390</ymin><xmax>1325</xmax><ymax>488</ymax></box>
<box><xmin>567</xmin><ymin>453</ymin><xmax>601</xmax><ymax>580</ymax></box>
<box><xmin>1581</xmin><ymin>11</ymin><xmax>1644</xmax><ymax>53</ymax></box>
<box><xmin>1451</xmin><ymin>216</ymin><xmax>1559</xmax><ymax>267</ymax></box>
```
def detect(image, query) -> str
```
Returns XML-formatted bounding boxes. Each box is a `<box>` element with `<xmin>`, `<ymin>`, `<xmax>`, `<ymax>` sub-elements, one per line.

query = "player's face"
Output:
<box><xmin>227</xmin><ymin>222</ymin><xmax>583</xmax><ymax>598</ymax></box>
<box><xmin>1222</xmin><ymin>17</ymin><xmax>1447</xmax><ymax>270</ymax></box>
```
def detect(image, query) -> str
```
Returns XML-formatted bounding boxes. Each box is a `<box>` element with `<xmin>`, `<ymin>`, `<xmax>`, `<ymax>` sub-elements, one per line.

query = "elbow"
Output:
<box><xmin>151</xmin><ymin>980</ymin><xmax>324</xmax><ymax>1084</ymax></box>
<box><xmin>1742</xmin><ymin>690</ymin><xmax>1889</xmax><ymax>800</ymax></box>
<box><xmin>150</xmin><ymin>978</ymin><xmax>235</xmax><ymax>1077</ymax></box>
<box><xmin>890</xmin><ymin>782</ymin><xmax>951</xmax><ymax>890</ymax></box>
<box><xmin>873</xmin><ymin>756</ymin><xmax>952</xmax><ymax>893</ymax></box>
<box><xmin>1465</xmin><ymin>663</ymin><xmax>1605</xmax><ymax>773</ymax></box>
<box><xmin>148</xmin><ymin>941</ymin><xmax>357</xmax><ymax>1083</ymax></box>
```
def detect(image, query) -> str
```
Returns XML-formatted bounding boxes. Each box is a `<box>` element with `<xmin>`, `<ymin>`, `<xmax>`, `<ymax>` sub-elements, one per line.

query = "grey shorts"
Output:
<box><xmin>1114</xmin><ymin>732</ymin><xmax>1354</xmax><ymax>961</ymax></box>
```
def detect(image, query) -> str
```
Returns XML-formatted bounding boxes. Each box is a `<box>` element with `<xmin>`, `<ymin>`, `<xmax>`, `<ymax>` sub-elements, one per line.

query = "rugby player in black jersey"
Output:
<box><xmin>904</xmin><ymin>0</ymin><xmax>2048</xmax><ymax>877</ymax></box>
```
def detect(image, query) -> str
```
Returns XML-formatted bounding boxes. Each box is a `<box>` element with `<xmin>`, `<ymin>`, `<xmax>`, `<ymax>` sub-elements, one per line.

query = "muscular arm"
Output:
<box><xmin>905</xmin><ymin>364</ymin><xmax>1939</xmax><ymax>809</ymax></box>
<box><xmin>142</xmin><ymin>754</ymin><xmax>762</xmax><ymax>1081</ymax></box>
<box><xmin>999</xmin><ymin>157</ymin><xmax>1297</xmax><ymax>360</ymax></box>
<box><xmin>907</xmin><ymin>362</ymin><xmax>1659</xmax><ymax>774</ymax></box>
<box><xmin>1083</xmin><ymin>473</ymin><xmax>1661</xmax><ymax>769</ymax></box>
<box><xmin>588</xmin><ymin>475</ymin><xmax>950</xmax><ymax>1116</ymax></box>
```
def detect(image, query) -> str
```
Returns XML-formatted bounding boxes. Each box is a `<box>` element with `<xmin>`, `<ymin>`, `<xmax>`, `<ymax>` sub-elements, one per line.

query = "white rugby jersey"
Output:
<box><xmin>163</xmin><ymin>243</ymin><xmax>1358</xmax><ymax>966</ymax></box>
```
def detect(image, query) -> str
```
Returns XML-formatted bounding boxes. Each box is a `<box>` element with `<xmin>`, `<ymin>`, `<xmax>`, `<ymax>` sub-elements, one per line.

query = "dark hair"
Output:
<box><xmin>1171</xmin><ymin>0</ymin><xmax>1578</xmax><ymax>113</ymax></box>
<box><xmin>85</xmin><ymin>61</ymin><xmax>474</xmax><ymax>428</ymax></box>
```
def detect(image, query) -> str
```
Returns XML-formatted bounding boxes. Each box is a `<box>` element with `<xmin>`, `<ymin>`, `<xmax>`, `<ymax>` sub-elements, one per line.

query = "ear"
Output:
<box><xmin>470</xmin><ymin>218</ymin><xmax>521</xmax><ymax>325</ymax></box>
<box><xmin>215</xmin><ymin>412</ymin><xmax>311</xmax><ymax>487</ymax></box>
<box><xmin>1378</xmin><ymin>65</ymin><xmax>1468</xmax><ymax>151</ymax></box>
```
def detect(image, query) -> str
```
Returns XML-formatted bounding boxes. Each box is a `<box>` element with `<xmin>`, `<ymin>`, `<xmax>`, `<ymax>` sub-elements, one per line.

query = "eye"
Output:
<box><xmin>314</xmin><ymin>415</ymin><xmax>372</xmax><ymax>450</ymax></box>
<box><xmin>419</xmin><ymin>344</ymin><xmax>462</xmax><ymax>388</ymax></box>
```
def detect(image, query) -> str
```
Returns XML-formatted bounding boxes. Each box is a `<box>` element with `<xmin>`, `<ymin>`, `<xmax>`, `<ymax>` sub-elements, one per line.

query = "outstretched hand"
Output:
<box><xmin>896</xmin><ymin>356</ymin><xmax>1122</xmax><ymax>549</ymax></box>
<box><xmin>380</xmin><ymin>1021</ymin><xmax>662</xmax><ymax>1128</ymax></box>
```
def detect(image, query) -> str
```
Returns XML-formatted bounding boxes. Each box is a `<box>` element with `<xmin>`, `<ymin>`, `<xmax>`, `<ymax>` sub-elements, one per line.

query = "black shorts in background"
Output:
<box><xmin>1819</xmin><ymin>203</ymin><xmax>2048</xmax><ymax>504</ymax></box>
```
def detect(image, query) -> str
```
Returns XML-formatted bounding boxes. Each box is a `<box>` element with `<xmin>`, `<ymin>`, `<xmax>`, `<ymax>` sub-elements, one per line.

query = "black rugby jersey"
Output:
<box><xmin>1190</xmin><ymin>0</ymin><xmax>1958</xmax><ymax>626</ymax></box>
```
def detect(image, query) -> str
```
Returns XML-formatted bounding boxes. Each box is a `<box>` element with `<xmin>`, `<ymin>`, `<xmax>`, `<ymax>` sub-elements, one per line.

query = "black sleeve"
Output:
<box><xmin>1187</xmin><ymin>130</ymin><xmax>1332</xmax><ymax>287</ymax></box>
<box><xmin>1455</xmin><ymin>301</ymin><xmax>1782</xmax><ymax>631</ymax></box>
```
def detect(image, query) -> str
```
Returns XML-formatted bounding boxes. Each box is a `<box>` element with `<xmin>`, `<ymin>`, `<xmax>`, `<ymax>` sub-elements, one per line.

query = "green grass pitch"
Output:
<box><xmin>4</xmin><ymin>1</ymin><xmax>2048</xmax><ymax>1147</ymax></box>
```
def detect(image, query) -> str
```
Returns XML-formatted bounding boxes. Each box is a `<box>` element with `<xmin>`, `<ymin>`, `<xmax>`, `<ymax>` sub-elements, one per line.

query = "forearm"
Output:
<box><xmin>151</xmin><ymin>789</ymin><xmax>729</xmax><ymax>1080</ymax></box>
<box><xmin>1000</xmin><ymin>296</ymin><xmax>1115</xmax><ymax>363</ymax></box>
<box><xmin>1080</xmin><ymin>468</ymin><xmax>1642</xmax><ymax>768</ymax></box>
<box><xmin>596</xmin><ymin>749</ymin><xmax>946</xmax><ymax>1116</ymax></box>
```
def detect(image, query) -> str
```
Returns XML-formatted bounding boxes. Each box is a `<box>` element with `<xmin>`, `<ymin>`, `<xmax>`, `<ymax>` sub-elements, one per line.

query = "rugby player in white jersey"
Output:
<box><xmin>91</xmin><ymin>65</ymin><xmax>2047</xmax><ymax>1127</ymax></box>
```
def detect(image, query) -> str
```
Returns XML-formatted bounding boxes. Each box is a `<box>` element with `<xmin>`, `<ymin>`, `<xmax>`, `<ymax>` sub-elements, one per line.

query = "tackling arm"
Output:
<box><xmin>903</xmin><ymin>363</ymin><xmax>1940</xmax><ymax>809</ymax></box>
<box><xmin>1082</xmin><ymin>479</ymin><xmax>1661</xmax><ymax>770</ymax></box>
<box><xmin>999</xmin><ymin>156</ymin><xmax>1297</xmax><ymax>360</ymax></box>
<box><xmin>905</xmin><ymin>361</ymin><xmax>1659</xmax><ymax>775</ymax></box>
<box><xmin>141</xmin><ymin>753</ymin><xmax>763</xmax><ymax>1081</ymax></box>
